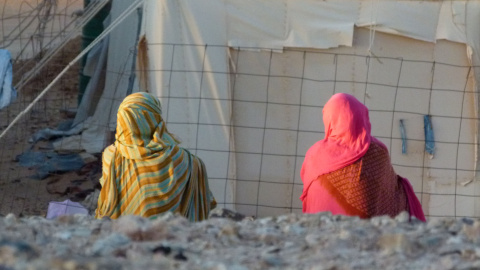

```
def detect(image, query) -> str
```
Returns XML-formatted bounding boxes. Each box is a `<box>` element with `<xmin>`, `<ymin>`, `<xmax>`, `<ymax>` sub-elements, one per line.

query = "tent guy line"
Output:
<box><xmin>0</xmin><ymin>0</ymin><xmax>145</xmax><ymax>142</ymax></box>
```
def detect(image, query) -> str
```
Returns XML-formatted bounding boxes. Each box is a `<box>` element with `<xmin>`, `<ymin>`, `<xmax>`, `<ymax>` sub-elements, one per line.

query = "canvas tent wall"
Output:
<box><xmin>0</xmin><ymin>0</ymin><xmax>476</xmax><ymax>218</ymax></box>
<box><xmin>54</xmin><ymin>0</ymin><xmax>480</xmax><ymax>218</ymax></box>
<box><xmin>53</xmin><ymin>0</ymin><xmax>142</xmax><ymax>154</ymax></box>
<box><xmin>105</xmin><ymin>0</ymin><xmax>477</xmax><ymax>219</ymax></box>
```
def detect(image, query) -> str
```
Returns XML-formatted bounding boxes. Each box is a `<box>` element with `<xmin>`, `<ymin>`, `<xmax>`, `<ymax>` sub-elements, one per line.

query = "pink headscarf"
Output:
<box><xmin>300</xmin><ymin>93</ymin><xmax>386</xmax><ymax>201</ymax></box>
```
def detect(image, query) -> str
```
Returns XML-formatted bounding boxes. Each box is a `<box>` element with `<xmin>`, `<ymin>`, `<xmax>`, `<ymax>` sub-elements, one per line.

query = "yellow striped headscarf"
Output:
<box><xmin>95</xmin><ymin>92</ymin><xmax>216</xmax><ymax>221</ymax></box>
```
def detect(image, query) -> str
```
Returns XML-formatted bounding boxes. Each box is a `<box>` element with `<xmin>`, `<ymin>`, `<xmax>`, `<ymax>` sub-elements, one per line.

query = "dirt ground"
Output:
<box><xmin>0</xmin><ymin>36</ymin><xmax>102</xmax><ymax>217</ymax></box>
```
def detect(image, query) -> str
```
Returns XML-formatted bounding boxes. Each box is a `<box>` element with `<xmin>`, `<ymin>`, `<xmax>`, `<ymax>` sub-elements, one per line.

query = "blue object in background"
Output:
<box><xmin>424</xmin><ymin>115</ymin><xmax>435</xmax><ymax>155</ymax></box>
<box><xmin>0</xmin><ymin>49</ymin><xmax>17</xmax><ymax>110</ymax></box>
<box><xmin>399</xmin><ymin>119</ymin><xmax>407</xmax><ymax>154</ymax></box>
<box><xmin>16</xmin><ymin>151</ymin><xmax>85</xmax><ymax>179</ymax></box>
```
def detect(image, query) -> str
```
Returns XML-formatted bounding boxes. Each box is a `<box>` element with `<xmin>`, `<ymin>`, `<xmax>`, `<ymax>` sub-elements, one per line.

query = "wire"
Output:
<box><xmin>0</xmin><ymin>0</ymin><xmax>146</xmax><ymax>141</ymax></box>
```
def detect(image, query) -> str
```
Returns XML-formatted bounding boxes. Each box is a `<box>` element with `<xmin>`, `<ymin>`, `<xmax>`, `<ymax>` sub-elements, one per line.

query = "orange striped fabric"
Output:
<box><xmin>95</xmin><ymin>92</ymin><xmax>216</xmax><ymax>221</ymax></box>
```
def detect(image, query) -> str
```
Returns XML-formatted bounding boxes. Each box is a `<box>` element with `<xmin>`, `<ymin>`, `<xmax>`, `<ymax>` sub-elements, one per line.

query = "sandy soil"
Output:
<box><xmin>0</xmin><ymin>36</ymin><xmax>101</xmax><ymax>217</ymax></box>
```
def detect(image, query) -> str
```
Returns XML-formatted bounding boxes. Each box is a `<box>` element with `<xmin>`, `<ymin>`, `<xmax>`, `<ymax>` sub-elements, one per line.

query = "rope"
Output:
<box><xmin>14</xmin><ymin>0</ymin><xmax>111</xmax><ymax>90</ymax></box>
<box><xmin>0</xmin><ymin>0</ymin><xmax>146</xmax><ymax>141</ymax></box>
<box><xmin>0</xmin><ymin>1</ymin><xmax>47</xmax><ymax>48</ymax></box>
<box><xmin>367</xmin><ymin>0</ymin><xmax>379</xmax><ymax>55</ymax></box>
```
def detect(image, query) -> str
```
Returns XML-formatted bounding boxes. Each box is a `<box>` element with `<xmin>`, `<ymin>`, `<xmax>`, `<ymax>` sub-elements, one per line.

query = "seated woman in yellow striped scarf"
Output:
<box><xmin>95</xmin><ymin>92</ymin><xmax>216</xmax><ymax>221</ymax></box>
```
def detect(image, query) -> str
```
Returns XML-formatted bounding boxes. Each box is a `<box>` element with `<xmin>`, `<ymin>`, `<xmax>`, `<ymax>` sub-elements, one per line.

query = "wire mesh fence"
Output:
<box><xmin>0</xmin><ymin>0</ymin><xmax>96</xmax><ymax>217</ymax></box>
<box><xmin>147</xmin><ymin>43</ymin><xmax>477</xmax><ymax>219</ymax></box>
<box><xmin>0</xmin><ymin>1</ymin><xmax>478</xmax><ymax>220</ymax></box>
<box><xmin>224</xmin><ymin>48</ymin><xmax>477</xmax><ymax>218</ymax></box>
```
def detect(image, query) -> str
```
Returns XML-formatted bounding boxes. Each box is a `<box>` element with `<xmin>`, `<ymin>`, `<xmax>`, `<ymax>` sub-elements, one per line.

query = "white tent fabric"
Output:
<box><xmin>142</xmin><ymin>0</ymin><xmax>235</xmax><ymax>210</ymax></box>
<box><xmin>142</xmin><ymin>0</ymin><xmax>480</xmax><ymax>89</ymax></box>
<box><xmin>78</xmin><ymin>0</ymin><xmax>141</xmax><ymax>154</ymax></box>
<box><xmin>73</xmin><ymin>15</ymin><xmax>111</xmax><ymax>128</ymax></box>
<box><xmin>139</xmin><ymin>0</ymin><xmax>480</xmax><ymax>217</ymax></box>
<box><xmin>53</xmin><ymin>1</ymin><xmax>142</xmax><ymax>154</ymax></box>
<box><xmin>83</xmin><ymin>0</ymin><xmax>480</xmax><ymax>217</ymax></box>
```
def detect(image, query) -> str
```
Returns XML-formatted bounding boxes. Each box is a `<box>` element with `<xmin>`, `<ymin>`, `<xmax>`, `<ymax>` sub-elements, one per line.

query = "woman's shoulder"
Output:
<box><xmin>179</xmin><ymin>147</ymin><xmax>204</xmax><ymax>163</ymax></box>
<box><xmin>367</xmin><ymin>138</ymin><xmax>390</xmax><ymax>158</ymax></box>
<box><xmin>102</xmin><ymin>145</ymin><xmax>117</xmax><ymax>161</ymax></box>
<box><xmin>370</xmin><ymin>138</ymin><xmax>388</xmax><ymax>151</ymax></box>
<box><xmin>305</xmin><ymin>140</ymin><xmax>324</xmax><ymax>158</ymax></box>
<box><xmin>104</xmin><ymin>144</ymin><xmax>117</xmax><ymax>154</ymax></box>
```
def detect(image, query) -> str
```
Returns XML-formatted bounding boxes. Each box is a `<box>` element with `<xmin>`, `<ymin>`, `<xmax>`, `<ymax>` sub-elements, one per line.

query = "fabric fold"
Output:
<box><xmin>399</xmin><ymin>176</ymin><xmax>426</xmax><ymax>222</ymax></box>
<box><xmin>301</xmin><ymin>93</ymin><xmax>425</xmax><ymax>221</ymax></box>
<box><xmin>96</xmin><ymin>92</ymin><xmax>216</xmax><ymax>221</ymax></box>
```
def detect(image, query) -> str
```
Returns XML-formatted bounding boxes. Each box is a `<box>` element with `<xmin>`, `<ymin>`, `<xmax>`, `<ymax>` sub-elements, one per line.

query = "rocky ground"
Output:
<box><xmin>0</xmin><ymin>209</ymin><xmax>479</xmax><ymax>270</ymax></box>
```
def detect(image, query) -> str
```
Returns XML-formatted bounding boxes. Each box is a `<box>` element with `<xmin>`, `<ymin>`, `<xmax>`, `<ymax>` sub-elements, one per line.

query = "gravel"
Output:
<box><xmin>0</xmin><ymin>209</ymin><xmax>478</xmax><ymax>269</ymax></box>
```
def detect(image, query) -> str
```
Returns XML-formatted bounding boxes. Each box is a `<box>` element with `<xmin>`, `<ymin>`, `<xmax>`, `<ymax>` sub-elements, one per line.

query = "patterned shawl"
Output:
<box><xmin>308</xmin><ymin>140</ymin><xmax>409</xmax><ymax>218</ymax></box>
<box><xmin>95</xmin><ymin>92</ymin><xmax>216</xmax><ymax>221</ymax></box>
<box><xmin>301</xmin><ymin>93</ymin><xmax>425</xmax><ymax>221</ymax></box>
<box><xmin>301</xmin><ymin>93</ymin><xmax>376</xmax><ymax>201</ymax></box>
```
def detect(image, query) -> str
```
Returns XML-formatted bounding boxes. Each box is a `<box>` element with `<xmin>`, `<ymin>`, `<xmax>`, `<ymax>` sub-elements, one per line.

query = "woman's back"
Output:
<box><xmin>95</xmin><ymin>92</ymin><xmax>216</xmax><ymax>221</ymax></box>
<box><xmin>301</xmin><ymin>93</ymin><xmax>424</xmax><ymax>221</ymax></box>
<box><xmin>304</xmin><ymin>141</ymin><xmax>408</xmax><ymax>218</ymax></box>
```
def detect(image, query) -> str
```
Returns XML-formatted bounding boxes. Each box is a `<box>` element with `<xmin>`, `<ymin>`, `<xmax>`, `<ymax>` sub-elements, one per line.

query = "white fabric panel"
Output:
<box><xmin>286</xmin><ymin>1</ymin><xmax>358</xmax><ymax>48</ymax></box>
<box><xmin>357</xmin><ymin>1</ymin><xmax>442</xmax><ymax>43</ymax></box>
<box><xmin>143</xmin><ymin>0</ymin><xmax>235</xmax><ymax>208</ymax></box>
<box><xmin>226</xmin><ymin>0</ymin><xmax>286</xmax><ymax>49</ymax></box>
<box><xmin>143</xmin><ymin>0</ymin><xmax>228</xmax><ymax>115</ymax></box>
<box><xmin>230</xmin><ymin>32</ymin><xmax>477</xmax><ymax>217</ymax></box>
<box><xmin>81</xmin><ymin>0</ymin><xmax>140</xmax><ymax>153</ymax></box>
<box><xmin>74</xmin><ymin>36</ymin><xmax>109</xmax><ymax>127</ymax></box>
<box><xmin>464</xmin><ymin>1</ymin><xmax>480</xmax><ymax>176</ymax></box>
<box><xmin>226</xmin><ymin>0</ymin><xmax>358</xmax><ymax>50</ymax></box>
<box><xmin>436</xmin><ymin>1</ymin><xmax>467</xmax><ymax>43</ymax></box>
<box><xmin>136</xmin><ymin>0</ymin><xmax>480</xmax><ymax>217</ymax></box>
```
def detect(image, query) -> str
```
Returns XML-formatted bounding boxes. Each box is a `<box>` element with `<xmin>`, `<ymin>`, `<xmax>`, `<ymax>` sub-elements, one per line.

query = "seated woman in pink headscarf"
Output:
<box><xmin>300</xmin><ymin>93</ymin><xmax>425</xmax><ymax>221</ymax></box>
